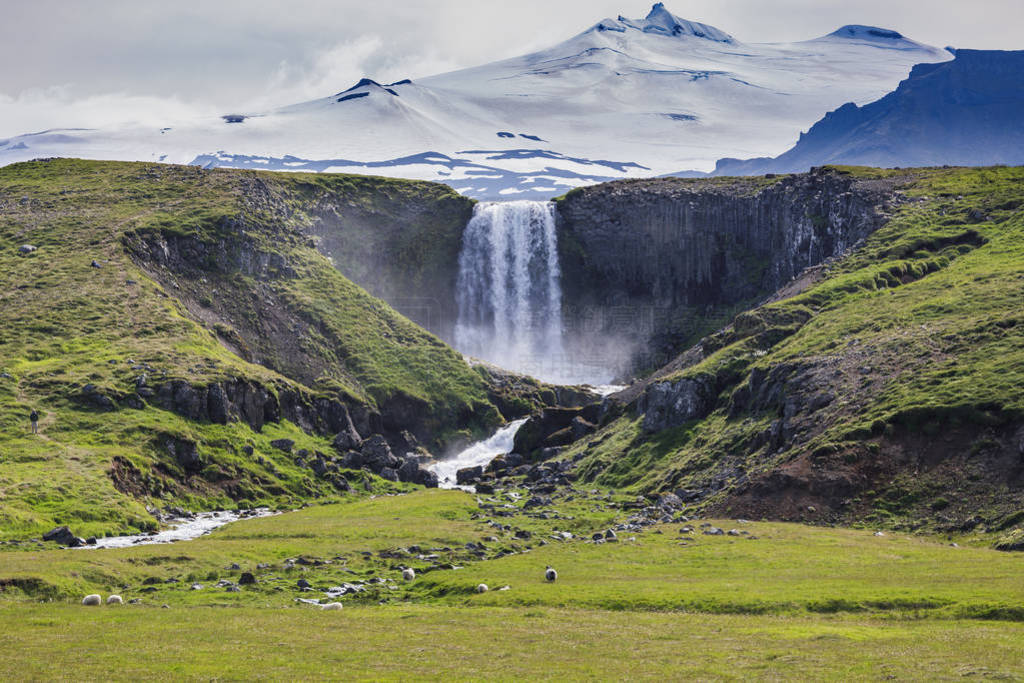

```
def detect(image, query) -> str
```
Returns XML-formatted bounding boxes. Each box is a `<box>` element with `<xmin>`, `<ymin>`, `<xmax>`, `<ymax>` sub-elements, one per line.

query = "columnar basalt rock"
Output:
<box><xmin>556</xmin><ymin>168</ymin><xmax>902</xmax><ymax>371</ymax></box>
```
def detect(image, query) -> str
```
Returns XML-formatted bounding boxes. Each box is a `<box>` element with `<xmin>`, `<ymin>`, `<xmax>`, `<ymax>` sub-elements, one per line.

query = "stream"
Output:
<box><xmin>77</xmin><ymin>509</ymin><xmax>278</xmax><ymax>549</ymax></box>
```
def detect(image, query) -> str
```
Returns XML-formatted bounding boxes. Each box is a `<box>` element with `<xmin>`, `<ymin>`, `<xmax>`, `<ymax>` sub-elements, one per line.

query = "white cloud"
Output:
<box><xmin>251</xmin><ymin>35</ymin><xmax>463</xmax><ymax>110</ymax></box>
<box><xmin>0</xmin><ymin>86</ymin><xmax>217</xmax><ymax>137</ymax></box>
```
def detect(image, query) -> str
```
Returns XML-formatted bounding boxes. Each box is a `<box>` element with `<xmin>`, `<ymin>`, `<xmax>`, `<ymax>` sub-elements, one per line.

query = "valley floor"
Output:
<box><xmin>2</xmin><ymin>604</ymin><xmax>1021</xmax><ymax>680</ymax></box>
<box><xmin>0</xmin><ymin>489</ymin><xmax>1021</xmax><ymax>679</ymax></box>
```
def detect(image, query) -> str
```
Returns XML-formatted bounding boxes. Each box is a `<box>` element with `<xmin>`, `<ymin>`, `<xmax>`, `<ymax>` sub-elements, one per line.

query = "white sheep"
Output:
<box><xmin>545</xmin><ymin>566</ymin><xmax>557</xmax><ymax>582</ymax></box>
<box><xmin>106</xmin><ymin>595</ymin><xmax>124</xmax><ymax>605</ymax></box>
<box><xmin>321</xmin><ymin>602</ymin><xmax>343</xmax><ymax>611</ymax></box>
<box><xmin>82</xmin><ymin>594</ymin><xmax>102</xmax><ymax>606</ymax></box>
<box><xmin>402</xmin><ymin>567</ymin><xmax>416</xmax><ymax>582</ymax></box>
<box><xmin>476</xmin><ymin>583</ymin><xmax>488</xmax><ymax>593</ymax></box>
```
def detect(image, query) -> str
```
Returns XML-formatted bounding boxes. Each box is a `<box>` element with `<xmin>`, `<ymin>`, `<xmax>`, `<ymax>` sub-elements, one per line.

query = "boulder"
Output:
<box><xmin>270</xmin><ymin>438</ymin><xmax>295</xmax><ymax>453</ymax></box>
<box><xmin>360</xmin><ymin>435</ymin><xmax>399</xmax><ymax>473</ymax></box>
<box><xmin>513</xmin><ymin>407</ymin><xmax>583</xmax><ymax>456</ymax></box>
<box><xmin>332</xmin><ymin>426</ymin><xmax>362</xmax><ymax>452</ymax></box>
<box><xmin>43</xmin><ymin>526</ymin><xmax>78</xmax><ymax>546</ymax></box>
<box><xmin>17</xmin><ymin>244</ymin><xmax>37</xmax><ymax>255</ymax></box>
<box><xmin>340</xmin><ymin>450</ymin><xmax>363</xmax><ymax>469</ymax></box>
<box><xmin>456</xmin><ymin>466</ymin><xmax>484</xmax><ymax>485</ymax></box>
<box><xmin>396</xmin><ymin>458</ymin><xmax>420</xmax><ymax>484</ymax></box>
<box><xmin>310</xmin><ymin>457</ymin><xmax>330</xmax><ymax>478</ymax></box>
<box><xmin>656</xmin><ymin>492</ymin><xmax>684</xmax><ymax>510</ymax></box>
<box><xmin>416</xmin><ymin>468</ymin><xmax>439</xmax><ymax>488</ymax></box>
<box><xmin>238</xmin><ymin>572</ymin><xmax>257</xmax><ymax>585</ymax></box>
<box><xmin>80</xmin><ymin>384</ymin><xmax>117</xmax><ymax>411</ymax></box>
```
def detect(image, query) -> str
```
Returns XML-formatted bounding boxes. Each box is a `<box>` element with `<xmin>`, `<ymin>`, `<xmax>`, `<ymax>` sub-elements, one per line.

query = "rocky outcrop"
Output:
<box><xmin>556</xmin><ymin>168</ymin><xmax>901</xmax><ymax>373</ymax></box>
<box><xmin>335</xmin><ymin>434</ymin><xmax>437</xmax><ymax>487</ymax></box>
<box><xmin>637</xmin><ymin>375</ymin><xmax>716</xmax><ymax>434</ymax></box>
<box><xmin>512</xmin><ymin>404</ymin><xmax>604</xmax><ymax>460</ymax></box>
<box><xmin>149</xmin><ymin>377</ymin><xmax>372</xmax><ymax>438</ymax></box>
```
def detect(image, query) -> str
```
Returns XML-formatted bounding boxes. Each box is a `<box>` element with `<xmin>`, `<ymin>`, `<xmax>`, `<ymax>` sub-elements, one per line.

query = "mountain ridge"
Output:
<box><xmin>707</xmin><ymin>50</ymin><xmax>1024</xmax><ymax>176</ymax></box>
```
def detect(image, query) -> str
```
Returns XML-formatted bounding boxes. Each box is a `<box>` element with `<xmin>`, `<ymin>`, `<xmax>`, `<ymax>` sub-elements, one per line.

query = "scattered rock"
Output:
<box><xmin>656</xmin><ymin>492</ymin><xmax>683</xmax><ymax>510</ymax></box>
<box><xmin>17</xmin><ymin>244</ymin><xmax>37</xmax><ymax>255</ymax></box>
<box><xmin>270</xmin><ymin>438</ymin><xmax>295</xmax><ymax>453</ymax></box>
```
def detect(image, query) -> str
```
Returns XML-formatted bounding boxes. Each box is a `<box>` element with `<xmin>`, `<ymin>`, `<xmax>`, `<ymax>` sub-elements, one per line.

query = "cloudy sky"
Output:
<box><xmin>1</xmin><ymin>0</ymin><xmax>1020</xmax><ymax>136</ymax></box>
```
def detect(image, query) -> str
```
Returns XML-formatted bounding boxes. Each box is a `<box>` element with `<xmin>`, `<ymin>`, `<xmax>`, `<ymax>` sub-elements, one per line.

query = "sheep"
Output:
<box><xmin>402</xmin><ymin>567</ymin><xmax>416</xmax><ymax>582</ymax></box>
<box><xmin>106</xmin><ymin>595</ymin><xmax>124</xmax><ymax>605</ymax></box>
<box><xmin>475</xmin><ymin>583</ymin><xmax>488</xmax><ymax>593</ymax></box>
<box><xmin>321</xmin><ymin>602</ymin><xmax>343</xmax><ymax>611</ymax></box>
<box><xmin>81</xmin><ymin>594</ymin><xmax>102</xmax><ymax>606</ymax></box>
<box><xmin>545</xmin><ymin>566</ymin><xmax>557</xmax><ymax>582</ymax></box>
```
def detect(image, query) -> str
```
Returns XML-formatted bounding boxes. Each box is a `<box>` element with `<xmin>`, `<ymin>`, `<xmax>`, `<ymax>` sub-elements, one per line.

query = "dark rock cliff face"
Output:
<box><xmin>301</xmin><ymin>186</ymin><xmax>474</xmax><ymax>343</ymax></box>
<box><xmin>712</xmin><ymin>50</ymin><xmax>1024</xmax><ymax>176</ymax></box>
<box><xmin>555</xmin><ymin>168</ymin><xmax>901</xmax><ymax>374</ymax></box>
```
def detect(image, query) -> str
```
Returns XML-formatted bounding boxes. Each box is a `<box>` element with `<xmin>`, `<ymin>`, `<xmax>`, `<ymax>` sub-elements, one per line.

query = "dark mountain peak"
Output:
<box><xmin>591</xmin><ymin>3</ymin><xmax>734</xmax><ymax>43</ymax></box>
<box><xmin>711</xmin><ymin>49</ymin><xmax>1024</xmax><ymax>176</ymax></box>
<box><xmin>828</xmin><ymin>25</ymin><xmax>905</xmax><ymax>41</ymax></box>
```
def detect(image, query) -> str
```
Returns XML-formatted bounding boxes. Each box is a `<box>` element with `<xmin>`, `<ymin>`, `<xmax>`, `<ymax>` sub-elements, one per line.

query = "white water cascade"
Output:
<box><xmin>454</xmin><ymin>201</ymin><xmax>568</xmax><ymax>382</ymax></box>
<box><xmin>428</xmin><ymin>418</ymin><xmax>528</xmax><ymax>490</ymax></box>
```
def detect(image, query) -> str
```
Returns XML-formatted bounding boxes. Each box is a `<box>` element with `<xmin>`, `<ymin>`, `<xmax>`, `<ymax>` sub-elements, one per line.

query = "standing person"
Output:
<box><xmin>29</xmin><ymin>408</ymin><xmax>39</xmax><ymax>435</ymax></box>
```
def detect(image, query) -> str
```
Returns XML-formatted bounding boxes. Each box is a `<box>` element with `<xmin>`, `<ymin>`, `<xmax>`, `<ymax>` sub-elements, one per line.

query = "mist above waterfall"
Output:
<box><xmin>454</xmin><ymin>200</ymin><xmax>613</xmax><ymax>385</ymax></box>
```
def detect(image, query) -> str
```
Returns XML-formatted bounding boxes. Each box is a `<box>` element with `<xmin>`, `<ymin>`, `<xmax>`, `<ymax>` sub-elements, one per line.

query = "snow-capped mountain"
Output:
<box><xmin>0</xmin><ymin>3</ymin><xmax>952</xmax><ymax>199</ymax></box>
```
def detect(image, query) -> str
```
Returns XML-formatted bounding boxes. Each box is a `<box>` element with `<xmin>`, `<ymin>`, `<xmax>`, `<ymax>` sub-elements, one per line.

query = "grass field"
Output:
<box><xmin>1</xmin><ymin>488</ymin><xmax>1021</xmax><ymax>679</ymax></box>
<box><xmin>2</xmin><ymin>605</ymin><xmax>1022</xmax><ymax>681</ymax></box>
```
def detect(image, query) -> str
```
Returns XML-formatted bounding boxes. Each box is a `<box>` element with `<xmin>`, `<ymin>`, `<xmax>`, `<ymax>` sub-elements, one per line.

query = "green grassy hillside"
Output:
<box><xmin>0</xmin><ymin>159</ymin><xmax>503</xmax><ymax>538</ymax></box>
<box><xmin>567</xmin><ymin>166</ymin><xmax>1024</xmax><ymax>532</ymax></box>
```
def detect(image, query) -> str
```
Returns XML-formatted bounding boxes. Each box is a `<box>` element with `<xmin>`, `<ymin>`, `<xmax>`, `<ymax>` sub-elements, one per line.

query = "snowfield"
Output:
<box><xmin>0</xmin><ymin>3</ymin><xmax>951</xmax><ymax>198</ymax></box>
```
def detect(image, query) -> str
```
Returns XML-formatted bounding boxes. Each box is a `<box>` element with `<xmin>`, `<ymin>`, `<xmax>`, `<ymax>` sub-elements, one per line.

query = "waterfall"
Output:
<box><xmin>454</xmin><ymin>201</ymin><xmax>566</xmax><ymax>381</ymax></box>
